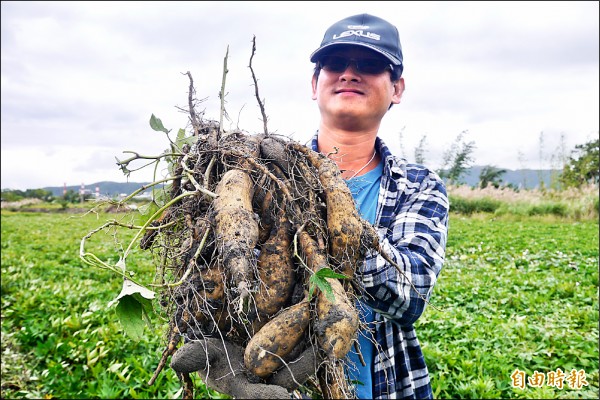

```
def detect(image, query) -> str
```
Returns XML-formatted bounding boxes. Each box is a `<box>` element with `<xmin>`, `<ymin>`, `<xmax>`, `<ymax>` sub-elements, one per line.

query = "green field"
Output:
<box><xmin>1</xmin><ymin>209</ymin><xmax>598</xmax><ymax>399</ymax></box>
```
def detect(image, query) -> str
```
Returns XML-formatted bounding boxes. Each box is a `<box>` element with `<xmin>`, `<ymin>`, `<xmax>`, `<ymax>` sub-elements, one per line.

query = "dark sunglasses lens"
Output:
<box><xmin>321</xmin><ymin>56</ymin><xmax>389</xmax><ymax>74</ymax></box>
<box><xmin>359</xmin><ymin>59</ymin><xmax>389</xmax><ymax>74</ymax></box>
<box><xmin>321</xmin><ymin>56</ymin><xmax>348</xmax><ymax>72</ymax></box>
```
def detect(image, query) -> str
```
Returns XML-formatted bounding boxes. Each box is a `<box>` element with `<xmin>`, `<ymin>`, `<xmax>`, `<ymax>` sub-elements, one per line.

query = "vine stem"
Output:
<box><xmin>79</xmin><ymin>220</ymin><xmax>145</xmax><ymax>287</ymax></box>
<box><xmin>219</xmin><ymin>45</ymin><xmax>229</xmax><ymax>138</ymax></box>
<box><xmin>180</xmin><ymin>153</ymin><xmax>217</xmax><ymax>199</ymax></box>
<box><xmin>122</xmin><ymin>191</ymin><xmax>199</xmax><ymax>260</ymax></box>
<box><xmin>79</xmin><ymin>190</ymin><xmax>201</xmax><ymax>287</ymax></box>
<box><xmin>249</xmin><ymin>35</ymin><xmax>268</xmax><ymax>135</ymax></box>
<box><xmin>118</xmin><ymin>176</ymin><xmax>180</xmax><ymax>204</ymax></box>
<box><xmin>116</xmin><ymin>151</ymin><xmax>182</xmax><ymax>169</ymax></box>
<box><xmin>149</xmin><ymin>226</ymin><xmax>211</xmax><ymax>288</ymax></box>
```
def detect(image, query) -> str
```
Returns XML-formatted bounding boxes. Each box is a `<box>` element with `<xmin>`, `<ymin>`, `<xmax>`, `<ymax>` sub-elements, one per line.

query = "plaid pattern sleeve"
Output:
<box><xmin>362</xmin><ymin>137</ymin><xmax>448</xmax><ymax>325</ymax></box>
<box><xmin>311</xmin><ymin>135</ymin><xmax>449</xmax><ymax>399</ymax></box>
<box><xmin>367</xmin><ymin>137</ymin><xmax>448</xmax><ymax>399</ymax></box>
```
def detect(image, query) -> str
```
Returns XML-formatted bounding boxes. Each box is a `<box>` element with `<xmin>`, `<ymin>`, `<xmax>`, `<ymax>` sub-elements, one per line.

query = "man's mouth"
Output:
<box><xmin>335</xmin><ymin>87</ymin><xmax>364</xmax><ymax>95</ymax></box>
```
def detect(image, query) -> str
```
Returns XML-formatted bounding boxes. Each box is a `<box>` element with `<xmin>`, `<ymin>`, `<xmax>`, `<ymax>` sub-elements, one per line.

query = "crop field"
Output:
<box><xmin>1</xmin><ymin>208</ymin><xmax>598</xmax><ymax>399</ymax></box>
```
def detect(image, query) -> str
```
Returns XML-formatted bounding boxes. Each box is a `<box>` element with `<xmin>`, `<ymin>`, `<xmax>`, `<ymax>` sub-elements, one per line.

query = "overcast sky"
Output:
<box><xmin>1</xmin><ymin>1</ymin><xmax>598</xmax><ymax>191</ymax></box>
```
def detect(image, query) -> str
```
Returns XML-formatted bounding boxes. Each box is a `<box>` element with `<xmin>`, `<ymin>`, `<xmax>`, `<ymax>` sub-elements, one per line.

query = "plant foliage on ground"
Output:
<box><xmin>0</xmin><ymin>210</ymin><xmax>226</xmax><ymax>399</ymax></box>
<box><xmin>2</xmin><ymin>210</ymin><xmax>597</xmax><ymax>399</ymax></box>
<box><xmin>419</xmin><ymin>214</ymin><xmax>599</xmax><ymax>399</ymax></box>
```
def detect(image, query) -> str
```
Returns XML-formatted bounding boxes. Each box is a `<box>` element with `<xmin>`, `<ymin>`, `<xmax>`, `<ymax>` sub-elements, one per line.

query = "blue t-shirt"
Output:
<box><xmin>345</xmin><ymin>160</ymin><xmax>383</xmax><ymax>400</ymax></box>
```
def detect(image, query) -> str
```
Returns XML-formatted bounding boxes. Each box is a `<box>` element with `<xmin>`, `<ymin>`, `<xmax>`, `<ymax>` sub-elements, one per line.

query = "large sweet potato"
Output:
<box><xmin>314</xmin><ymin>277</ymin><xmax>359</xmax><ymax>360</ymax></box>
<box><xmin>244</xmin><ymin>300</ymin><xmax>310</xmax><ymax>378</ymax></box>
<box><xmin>290</xmin><ymin>144</ymin><xmax>364</xmax><ymax>279</ymax></box>
<box><xmin>254</xmin><ymin>212</ymin><xmax>295</xmax><ymax>318</ymax></box>
<box><xmin>211</xmin><ymin>169</ymin><xmax>259</xmax><ymax>302</ymax></box>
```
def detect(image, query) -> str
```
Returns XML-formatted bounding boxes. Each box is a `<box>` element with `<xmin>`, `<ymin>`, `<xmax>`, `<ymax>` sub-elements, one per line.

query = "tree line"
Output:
<box><xmin>1</xmin><ymin>137</ymin><xmax>598</xmax><ymax>203</ymax></box>
<box><xmin>409</xmin><ymin>131</ymin><xmax>598</xmax><ymax>190</ymax></box>
<box><xmin>1</xmin><ymin>188</ymin><xmax>92</xmax><ymax>204</ymax></box>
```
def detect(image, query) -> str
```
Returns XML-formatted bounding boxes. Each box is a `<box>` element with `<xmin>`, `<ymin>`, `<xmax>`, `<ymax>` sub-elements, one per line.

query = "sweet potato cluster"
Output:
<box><xmin>143</xmin><ymin>126</ymin><xmax>381</xmax><ymax>399</ymax></box>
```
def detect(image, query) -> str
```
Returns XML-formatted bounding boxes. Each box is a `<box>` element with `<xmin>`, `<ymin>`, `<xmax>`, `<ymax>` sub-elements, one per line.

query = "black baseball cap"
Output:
<box><xmin>310</xmin><ymin>13</ymin><xmax>403</xmax><ymax>67</ymax></box>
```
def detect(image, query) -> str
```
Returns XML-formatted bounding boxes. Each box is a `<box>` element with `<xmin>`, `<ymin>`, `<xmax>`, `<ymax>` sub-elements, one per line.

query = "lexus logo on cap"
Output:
<box><xmin>333</xmin><ymin>30</ymin><xmax>381</xmax><ymax>41</ymax></box>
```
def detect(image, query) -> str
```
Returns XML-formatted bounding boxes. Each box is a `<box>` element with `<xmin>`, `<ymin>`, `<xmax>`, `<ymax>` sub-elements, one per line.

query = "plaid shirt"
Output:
<box><xmin>311</xmin><ymin>135</ymin><xmax>449</xmax><ymax>399</ymax></box>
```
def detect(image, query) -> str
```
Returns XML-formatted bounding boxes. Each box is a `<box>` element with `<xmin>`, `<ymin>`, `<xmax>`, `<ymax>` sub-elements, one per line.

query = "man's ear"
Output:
<box><xmin>311</xmin><ymin>74</ymin><xmax>318</xmax><ymax>100</ymax></box>
<box><xmin>391</xmin><ymin>77</ymin><xmax>405</xmax><ymax>104</ymax></box>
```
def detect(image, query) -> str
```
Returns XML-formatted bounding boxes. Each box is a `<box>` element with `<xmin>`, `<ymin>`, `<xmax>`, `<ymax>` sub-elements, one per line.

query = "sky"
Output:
<box><xmin>1</xmin><ymin>1</ymin><xmax>598</xmax><ymax>191</ymax></box>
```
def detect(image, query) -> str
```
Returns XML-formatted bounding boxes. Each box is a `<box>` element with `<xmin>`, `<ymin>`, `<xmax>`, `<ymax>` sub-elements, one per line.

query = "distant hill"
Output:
<box><xmin>38</xmin><ymin>167</ymin><xmax>559</xmax><ymax>197</ymax></box>
<box><xmin>42</xmin><ymin>181</ymin><xmax>155</xmax><ymax>197</ymax></box>
<box><xmin>450</xmin><ymin>166</ymin><xmax>559</xmax><ymax>189</ymax></box>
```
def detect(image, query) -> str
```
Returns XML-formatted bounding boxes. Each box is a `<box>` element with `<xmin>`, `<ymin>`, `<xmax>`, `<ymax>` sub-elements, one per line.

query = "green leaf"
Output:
<box><xmin>149</xmin><ymin>114</ymin><xmax>169</xmax><ymax>134</ymax></box>
<box><xmin>314</xmin><ymin>268</ymin><xmax>348</xmax><ymax>280</ymax></box>
<box><xmin>307</xmin><ymin>268</ymin><xmax>348</xmax><ymax>302</ymax></box>
<box><xmin>108</xmin><ymin>277</ymin><xmax>155</xmax><ymax>307</ymax></box>
<box><xmin>176</xmin><ymin>128</ymin><xmax>187</xmax><ymax>144</ymax></box>
<box><xmin>107</xmin><ymin>278</ymin><xmax>156</xmax><ymax>340</ymax></box>
<box><xmin>131</xmin><ymin>290</ymin><xmax>156</xmax><ymax>325</ymax></box>
<box><xmin>313</xmin><ymin>275</ymin><xmax>336</xmax><ymax>303</ymax></box>
<box><xmin>115</xmin><ymin>295</ymin><xmax>145</xmax><ymax>341</ymax></box>
<box><xmin>170</xmin><ymin>128</ymin><xmax>195</xmax><ymax>160</ymax></box>
<box><xmin>137</xmin><ymin>201</ymin><xmax>159</xmax><ymax>217</ymax></box>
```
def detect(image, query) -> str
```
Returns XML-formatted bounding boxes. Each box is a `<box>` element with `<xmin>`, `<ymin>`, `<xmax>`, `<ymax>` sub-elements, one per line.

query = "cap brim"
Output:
<box><xmin>310</xmin><ymin>42</ymin><xmax>402</xmax><ymax>66</ymax></box>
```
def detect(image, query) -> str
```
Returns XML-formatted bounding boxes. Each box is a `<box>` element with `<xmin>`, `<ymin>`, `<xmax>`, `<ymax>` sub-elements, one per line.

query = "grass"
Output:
<box><xmin>1</xmin><ymin>207</ymin><xmax>598</xmax><ymax>399</ymax></box>
<box><xmin>419</xmin><ymin>214</ymin><xmax>599</xmax><ymax>399</ymax></box>
<box><xmin>1</xmin><ymin>210</ymin><xmax>225</xmax><ymax>399</ymax></box>
<box><xmin>447</xmin><ymin>184</ymin><xmax>599</xmax><ymax>220</ymax></box>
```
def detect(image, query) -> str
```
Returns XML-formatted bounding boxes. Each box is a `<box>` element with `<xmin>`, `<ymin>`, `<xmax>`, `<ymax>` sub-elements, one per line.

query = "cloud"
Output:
<box><xmin>1</xmin><ymin>1</ymin><xmax>598</xmax><ymax>190</ymax></box>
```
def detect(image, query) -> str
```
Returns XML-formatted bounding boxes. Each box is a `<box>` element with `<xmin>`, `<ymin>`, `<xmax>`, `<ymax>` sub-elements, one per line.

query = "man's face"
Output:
<box><xmin>311</xmin><ymin>46</ymin><xmax>404</xmax><ymax>131</ymax></box>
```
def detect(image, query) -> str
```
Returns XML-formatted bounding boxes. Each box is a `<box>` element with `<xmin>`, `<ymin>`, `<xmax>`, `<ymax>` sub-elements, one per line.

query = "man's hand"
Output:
<box><xmin>170</xmin><ymin>336</ymin><xmax>319</xmax><ymax>399</ymax></box>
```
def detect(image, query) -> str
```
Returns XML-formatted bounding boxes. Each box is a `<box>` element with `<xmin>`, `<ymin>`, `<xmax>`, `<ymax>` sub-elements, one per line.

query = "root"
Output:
<box><xmin>83</xmin><ymin>42</ymin><xmax>433</xmax><ymax>400</ymax></box>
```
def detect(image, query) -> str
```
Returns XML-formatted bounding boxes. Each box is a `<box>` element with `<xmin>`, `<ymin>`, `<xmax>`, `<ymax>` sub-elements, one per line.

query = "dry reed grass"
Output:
<box><xmin>447</xmin><ymin>184</ymin><xmax>599</xmax><ymax>220</ymax></box>
<box><xmin>447</xmin><ymin>183</ymin><xmax>597</xmax><ymax>204</ymax></box>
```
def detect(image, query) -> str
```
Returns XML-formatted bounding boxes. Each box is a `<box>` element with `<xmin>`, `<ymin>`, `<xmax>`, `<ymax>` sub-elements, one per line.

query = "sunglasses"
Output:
<box><xmin>319</xmin><ymin>55</ymin><xmax>393</xmax><ymax>75</ymax></box>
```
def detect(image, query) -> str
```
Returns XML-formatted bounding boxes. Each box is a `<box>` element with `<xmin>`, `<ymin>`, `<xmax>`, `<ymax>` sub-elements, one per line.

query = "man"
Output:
<box><xmin>171</xmin><ymin>13</ymin><xmax>448</xmax><ymax>400</ymax></box>
<box><xmin>309</xmin><ymin>13</ymin><xmax>449</xmax><ymax>399</ymax></box>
